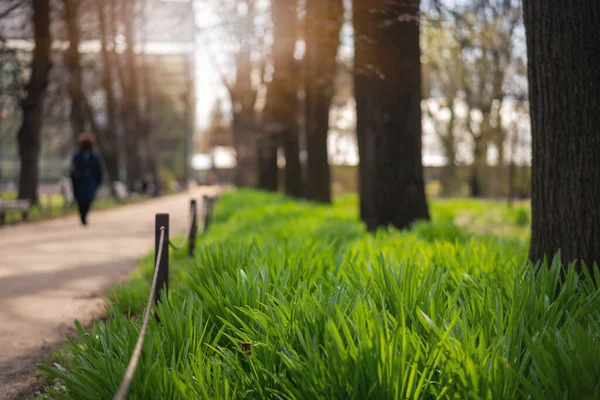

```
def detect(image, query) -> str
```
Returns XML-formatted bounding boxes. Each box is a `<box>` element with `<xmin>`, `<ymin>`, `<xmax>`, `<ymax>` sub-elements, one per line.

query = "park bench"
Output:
<box><xmin>0</xmin><ymin>198</ymin><xmax>31</xmax><ymax>225</ymax></box>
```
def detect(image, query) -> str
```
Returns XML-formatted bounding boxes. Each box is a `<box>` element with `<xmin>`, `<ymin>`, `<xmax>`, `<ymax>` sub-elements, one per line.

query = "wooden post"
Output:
<box><xmin>202</xmin><ymin>195</ymin><xmax>210</xmax><ymax>232</ymax></box>
<box><xmin>188</xmin><ymin>199</ymin><xmax>197</xmax><ymax>258</ymax></box>
<box><xmin>154</xmin><ymin>214</ymin><xmax>169</xmax><ymax>307</ymax></box>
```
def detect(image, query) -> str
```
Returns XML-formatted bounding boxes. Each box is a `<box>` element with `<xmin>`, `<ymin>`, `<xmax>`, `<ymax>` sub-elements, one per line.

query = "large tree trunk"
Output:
<box><xmin>63</xmin><ymin>0</ymin><xmax>86</xmax><ymax>142</ymax></box>
<box><xmin>304</xmin><ymin>0</ymin><xmax>343</xmax><ymax>203</ymax></box>
<box><xmin>17</xmin><ymin>0</ymin><xmax>51</xmax><ymax>204</ymax></box>
<box><xmin>353</xmin><ymin>0</ymin><xmax>369</xmax><ymax>220</ymax></box>
<box><xmin>271</xmin><ymin>0</ymin><xmax>302</xmax><ymax>197</ymax></box>
<box><xmin>353</xmin><ymin>0</ymin><xmax>430</xmax><ymax>231</ymax></box>
<box><xmin>524</xmin><ymin>0</ymin><xmax>600</xmax><ymax>271</ymax></box>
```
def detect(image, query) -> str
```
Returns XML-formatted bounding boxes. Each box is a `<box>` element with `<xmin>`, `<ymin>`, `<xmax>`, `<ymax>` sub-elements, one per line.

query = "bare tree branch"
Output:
<box><xmin>0</xmin><ymin>0</ymin><xmax>22</xmax><ymax>21</ymax></box>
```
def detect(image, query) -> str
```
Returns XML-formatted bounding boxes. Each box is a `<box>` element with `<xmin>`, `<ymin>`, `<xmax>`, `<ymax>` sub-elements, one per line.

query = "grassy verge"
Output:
<box><xmin>0</xmin><ymin>192</ymin><xmax>149</xmax><ymax>225</ymax></box>
<box><xmin>40</xmin><ymin>190</ymin><xmax>600</xmax><ymax>399</ymax></box>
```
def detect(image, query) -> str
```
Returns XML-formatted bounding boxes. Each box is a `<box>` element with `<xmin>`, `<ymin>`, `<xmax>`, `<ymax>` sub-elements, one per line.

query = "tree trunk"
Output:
<box><xmin>524</xmin><ymin>0</ymin><xmax>600</xmax><ymax>271</ymax></box>
<box><xmin>139</xmin><ymin>0</ymin><xmax>160</xmax><ymax>188</ymax></box>
<box><xmin>304</xmin><ymin>0</ymin><xmax>343</xmax><ymax>204</ymax></box>
<box><xmin>257</xmin><ymin>134</ymin><xmax>279</xmax><ymax>192</ymax></box>
<box><xmin>232</xmin><ymin>102</ymin><xmax>257</xmax><ymax>187</ymax></box>
<box><xmin>353</xmin><ymin>0</ymin><xmax>369</xmax><ymax>220</ymax></box>
<box><xmin>353</xmin><ymin>0</ymin><xmax>430</xmax><ymax>231</ymax></box>
<box><xmin>230</xmin><ymin>5</ymin><xmax>258</xmax><ymax>188</ymax></box>
<box><xmin>17</xmin><ymin>0</ymin><xmax>51</xmax><ymax>204</ymax></box>
<box><xmin>271</xmin><ymin>0</ymin><xmax>302</xmax><ymax>197</ymax></box>
<box><xmin>469</xmin><ymin>134</ymin><xmax>485</xmax><ymax>197</ymax></box>
<box><xmin>63</xmin><ymin>0</ymin><xmax>86</xmax><ymax>142</ymax></box>
<box><xmin>283</xmin><ymin>133</ymin><xmax>302</xmax><ymax>196</ymax></box>
<box><xmin>97</xmin><ymin>0</ymin><xmax>120</xmax><ymax>186</ymax></box>
<box><xmin>122</xmin><ymin>1</ymin><xmax>143</xmax><ymax>189</ymax></box>
<box><xmin>507</xmin><ymin>161</ymin><xmax>515</xmax><ymax>207</ymax></box>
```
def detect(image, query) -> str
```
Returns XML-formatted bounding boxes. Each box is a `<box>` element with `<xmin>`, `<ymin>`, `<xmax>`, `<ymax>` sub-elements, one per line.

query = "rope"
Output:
<box><xmin>114</xmin><ymin>227</ymin><xmax>166</xmax><ymax>400</ymax></box>
<box><xmin>168</xmin><ymin>206</ymin><xmax>196</xmax><ymax>251</ymax></box>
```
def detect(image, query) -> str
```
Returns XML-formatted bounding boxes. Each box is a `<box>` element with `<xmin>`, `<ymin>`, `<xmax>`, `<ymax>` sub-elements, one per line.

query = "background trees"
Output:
<box><xmin>523</xmin><ymin>0</ymin><xmax>600</xmax><ymax>271</ymax></box>
<box><xmin>427</xmin><ymin>0</ymin><xmax>524</xmax><ymax>198</ymax></box>
<box><xmin>1</xmin><ymin>0</ymin><xmax>195</xmax><ymax>198</ymax></box>
<box><xmin>8</xmin><ymin>0</ymin><xmax>600</xmax><ymax>272</ymax></box>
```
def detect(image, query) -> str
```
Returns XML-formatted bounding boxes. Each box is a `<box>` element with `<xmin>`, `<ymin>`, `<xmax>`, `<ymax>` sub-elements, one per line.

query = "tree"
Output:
<box><xmin>18</xmin><ymin>0</ymin><xmax>51</xmax><ymax>203</ymax></box>
<box><xmin>200</xmin><ymin>0</ymin><xmax>269</xmax><ymax>188</ymax></box>
<box><xmin>96</xmin><ymin>0</ymin><xmax>121</xmax><ymax>185</ymax></box>
<box><xmin>523</xmin><ymin>0</ymin><xmax>600</xmax><ymax>271</ymax></box>
<box><xmin>230</xmin><ymin>2</ymin><xmax>260</xmax><ymax>187</ymax></box>
<box><xmin>268</xmin><ymin>0</ymin><xmax>302</xmax><ymax>196</ymax></box>
<box><xmin>353</xmin><ymin>0</ymin><xmax>430</xmax><ymax>231</ymax></box>
<box><xmin>64</xmin><ymin>0</ymin><xmax>124</xmax><ymax>191</ymax></box>
<box><xmin>63</xmin><ymin>0</ymin><xmax>86</xmax><ymax>142</ymax></box>
<box><xmin>304</xmin><ymin>0</ymin><xmax>344</xmax><ymax>203</ymax></box>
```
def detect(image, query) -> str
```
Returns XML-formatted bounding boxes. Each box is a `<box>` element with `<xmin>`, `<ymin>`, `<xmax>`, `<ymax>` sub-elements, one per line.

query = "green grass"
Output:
<box><xmin>0</xmin><ymin>191</ymin><xmax>147</xmax><ymax>224</ymax></box>
<box><xmin>39</xmin><ymin>190</ymin><xmax>600</xmax><ymax>399</ymax></box>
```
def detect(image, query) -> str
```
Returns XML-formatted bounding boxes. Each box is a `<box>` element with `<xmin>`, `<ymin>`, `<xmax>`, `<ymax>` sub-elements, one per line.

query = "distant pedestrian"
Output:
<box><xmin>69</xmin><ymin>133</ymin><xmax>103</xmax><ymax>226</ymax></box>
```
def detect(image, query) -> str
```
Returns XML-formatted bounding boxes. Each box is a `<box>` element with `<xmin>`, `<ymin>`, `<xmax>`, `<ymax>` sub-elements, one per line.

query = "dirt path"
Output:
<box><xmin>0</xmin><ymin>187</ymin><xmax>216</xmax><ymax>399</ymax></box>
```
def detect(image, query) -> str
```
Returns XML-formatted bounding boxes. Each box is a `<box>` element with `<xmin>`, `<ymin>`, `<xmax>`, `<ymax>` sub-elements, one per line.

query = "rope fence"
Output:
<box><xmin>113</xmin><ymin>194</ymin><xmax>219</xmax><ymax>400</ymax></box>
<box><xmin>113</xmin><ymin>225</ymin><xmax>166</xmax><ymax>400</ymax></box>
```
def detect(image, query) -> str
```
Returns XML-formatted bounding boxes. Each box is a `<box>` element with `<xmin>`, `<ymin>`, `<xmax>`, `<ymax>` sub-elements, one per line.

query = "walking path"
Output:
<box><xmin>0</xmin><ymin>187</ymin><xmax>215</xmax><ymax>399</ymax></box>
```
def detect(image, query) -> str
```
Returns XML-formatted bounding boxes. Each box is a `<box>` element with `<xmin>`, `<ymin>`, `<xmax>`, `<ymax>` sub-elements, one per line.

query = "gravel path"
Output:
<box><xmin>0</xmin><ymin>188</ymin><xmax>214</xmax><ymax>399</ymax></box>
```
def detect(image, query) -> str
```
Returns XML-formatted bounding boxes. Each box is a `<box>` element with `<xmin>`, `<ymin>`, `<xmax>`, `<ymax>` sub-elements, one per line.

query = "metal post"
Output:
<box><xmin>188</xmin><ymin>199</ymin><xmax>197</xmax><ymax>258</ymax></box>
<box><xmin>154</xmin><ymin>214</ymin><xmax>169</xmax><ymax>307</ymax></box>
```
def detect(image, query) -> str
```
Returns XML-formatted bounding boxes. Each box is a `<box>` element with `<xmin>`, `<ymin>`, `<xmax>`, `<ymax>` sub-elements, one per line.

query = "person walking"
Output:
<box><xmin>69</xmin><ymin>133</ymin><xmax>103</xmax><ymax>226</ymax></box>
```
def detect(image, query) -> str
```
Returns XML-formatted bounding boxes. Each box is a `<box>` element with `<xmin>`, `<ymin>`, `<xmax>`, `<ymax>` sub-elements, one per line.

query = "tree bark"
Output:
<box><xmin>63</xmin><ymin>0</ymin><xmax>86</xmax><ymax>142</ymax></box>
<box><xmin>353</xmin><ymin>0</ymin><xmax>369</xmax><ymax>220</ymax></box>
<box><xmin>17</xmin><ymin>0</ymin><xmax>51</xmax><ymax>203</ymax></box>
<box><xmin>353</xmin><ymin>0</ymin><xmax>430</xmax><ymax>231</ymax></box>
<box><xmin>271</xmin><ymin>0</ymin><xmax>302</xmax><ymax>197</ymax></box>
<box><xmin>524</xmin><ymin>0</ymin><xmax>600</xmax><ymax>271</ymax></box>
<box><xmin>304</xmin><ymin>0</ymin><xmax>343</xmax><ymax>203</ymax></box>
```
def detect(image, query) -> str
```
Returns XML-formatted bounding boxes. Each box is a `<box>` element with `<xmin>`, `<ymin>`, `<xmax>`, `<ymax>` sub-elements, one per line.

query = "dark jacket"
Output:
<box><xmin>70</xmin><ymin>149</ymin><xmax>103</xmax><ymax>205</ymax></box>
